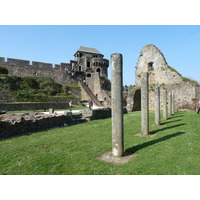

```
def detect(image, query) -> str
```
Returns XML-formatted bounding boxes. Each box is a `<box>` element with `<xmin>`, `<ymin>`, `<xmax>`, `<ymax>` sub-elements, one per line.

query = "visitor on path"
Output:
<box><xmin>197</xmin><ymin>101</ymin><xmax>200</xmax><ymax>114</ymax></box>
<box><xmin>69</xmin><ymin>101</ymin><xmax>72</xmax><ymax>111</ymax></box>
<box><xmin>88</xmin><ymin>99</ymin><xmax>93</xmax><ymax>110</ymax></box>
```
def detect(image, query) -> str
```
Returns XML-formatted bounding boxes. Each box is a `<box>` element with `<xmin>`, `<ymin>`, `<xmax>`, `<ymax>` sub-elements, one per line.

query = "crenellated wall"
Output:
<box><xmin>0</xmin><ymin>57</ymin><xmax>77</xmax><ymax>85</ymax></box>
<box><xmin>0</xmin><ymin>57</ymin><xmax>69</xmax><ymax>71</ymax></box>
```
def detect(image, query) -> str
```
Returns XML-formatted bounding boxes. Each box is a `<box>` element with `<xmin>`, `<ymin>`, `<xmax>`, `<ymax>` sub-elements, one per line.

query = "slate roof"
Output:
<box><xmin>74</xmin><ymin>46</ymin><xmax>103</xmax><ymax>56</ymax></box>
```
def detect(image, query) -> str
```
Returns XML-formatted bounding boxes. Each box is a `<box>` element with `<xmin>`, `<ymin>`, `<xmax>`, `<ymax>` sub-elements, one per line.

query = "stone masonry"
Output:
<box><xmin>111</xmin><ymin>53</ymin><xmax>124</xmax><ymax>157</ymax></box>
<box><xmin>127</xmin><ymin>44</ymin><xmax>200</xmax><ymax>111</ymax></box>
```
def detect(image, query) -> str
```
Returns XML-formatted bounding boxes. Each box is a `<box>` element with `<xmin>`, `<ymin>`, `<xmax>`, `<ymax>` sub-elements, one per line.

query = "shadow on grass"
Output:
<box><xmin>125</xmin><ymin>132</ymin><xmax>185</xmax><ymax>154</ymax></box>
<box><xmin>168</xmin><ymin>114</ymin><xmax>184</xmax><ymax>119</ymax></box>
<box><xmin>160</xmin><ymin>119</ymin><xmax>182</xmax><ymax>125</ymax></box>
<box><xmin>150</xmin><ymin>123</ymin><xmax>186</xmax><ymax>134</ymax></box>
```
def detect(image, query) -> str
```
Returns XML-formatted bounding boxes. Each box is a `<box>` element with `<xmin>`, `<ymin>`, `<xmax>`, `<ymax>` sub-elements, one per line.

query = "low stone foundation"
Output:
<box><xmin>91</xmin><ymin>107</ymin><xmax>112</xmax><ymax>120</ymax></box>
<box><xmin>0</xmin><ymin>113</ymin><xmax>73</xmax><ymax>140</ymax></box>
<box><xmin>0</xmin><ymin>107</ymin><xmax>128</xmax><ymax>140</ymax></box>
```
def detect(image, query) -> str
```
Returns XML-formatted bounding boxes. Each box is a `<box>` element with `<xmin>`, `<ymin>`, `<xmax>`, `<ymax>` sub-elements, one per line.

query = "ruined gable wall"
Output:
<box><xmin>136</xmin><ymin>44</ymin><xmax>182</xmax><ymax>86</ymax></box>
<box><xmin>132</xmin><ymin>44</ymin><xmax>198</xmax><ymax>111</ymax></box>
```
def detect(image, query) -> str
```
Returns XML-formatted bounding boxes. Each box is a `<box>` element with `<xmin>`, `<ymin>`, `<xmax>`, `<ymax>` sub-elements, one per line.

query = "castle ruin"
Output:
<box><xmin>1</xmin><ymin>44</ymin><xmax>200</xmax><ymax>111</ymax></box>
<box><xmin>127</xmin><ymin>44</ymin><xmax>200</xmax><ymax>111</ymax></box>
<box><xmin>0</xmin><ymin>46</ymin><xmax>111</xmax><ymax>107</ymax></box>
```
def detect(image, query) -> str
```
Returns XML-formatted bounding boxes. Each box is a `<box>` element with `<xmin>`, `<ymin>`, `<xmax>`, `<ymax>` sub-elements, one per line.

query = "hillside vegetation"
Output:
<box><xmin>0</xmin><ymin>74</ymin><xmax>80</xmax><ymax>103</ymax></box>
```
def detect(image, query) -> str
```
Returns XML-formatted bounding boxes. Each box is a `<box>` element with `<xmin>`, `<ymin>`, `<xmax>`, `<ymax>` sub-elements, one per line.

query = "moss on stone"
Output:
<box><xmin>182</xmin><ymin>77</ymin><xmax>198</xmax><ymax>85</ymax></box>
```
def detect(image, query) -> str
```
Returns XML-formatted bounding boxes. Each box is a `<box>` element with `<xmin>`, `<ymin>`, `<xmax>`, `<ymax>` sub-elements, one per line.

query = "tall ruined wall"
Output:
<box><xmin>130</xmin><ymin>44</ymin><xmax>200</xmax><ymax>111</ymax></box>
<box><xmin>195</xmin><ymin>85</ymin><xmax>200</xmax><ymax>99</ymax></box>
<box><xmin>0</xmin><ymin>57</ymin><xmax>77</xmax><ymax>85</ymax></box>
<box><xmin>149</xmin><ymin>83</ymin><xmax>197</xmax><ymax>111</ymax></box>
<box><xmin>135</xmin><ymin>44</ymin><xmax>182</xmax><ymax>86</ymax></box>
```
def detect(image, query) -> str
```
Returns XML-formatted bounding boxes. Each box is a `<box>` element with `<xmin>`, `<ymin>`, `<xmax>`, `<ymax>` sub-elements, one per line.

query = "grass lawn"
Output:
<box><xmin>6</xmin><ymin>105</ymin><xmax>87</xmax><ymax>114</ymax></box>
<box><xmin>0</xmin><ymin>111</ymin><xmax>200</xmax><ymax>175</ymax></box>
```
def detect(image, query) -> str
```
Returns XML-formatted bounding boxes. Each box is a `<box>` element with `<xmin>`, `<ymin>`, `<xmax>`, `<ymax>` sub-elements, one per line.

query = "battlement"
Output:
<box><xmin>0</xmin><ymin>56</ymin><xmax>70</xmax><ymax>71</ymax></box>
<box><xmin>7</xmin><ymin>58</ymin><xmax>30</xmax><ymax>66</ymax></box>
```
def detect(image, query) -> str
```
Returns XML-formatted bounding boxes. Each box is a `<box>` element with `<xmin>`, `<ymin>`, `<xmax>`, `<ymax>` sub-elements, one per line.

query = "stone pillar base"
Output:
<box><xmin>97</xmin><ymin>151</ymin><xmax>136</xmax><ymax>165</ymax></box>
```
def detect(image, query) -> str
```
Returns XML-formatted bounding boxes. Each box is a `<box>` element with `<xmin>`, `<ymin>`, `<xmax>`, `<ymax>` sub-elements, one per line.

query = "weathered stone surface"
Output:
<box><xmin>172</xmin><ymin>93</ymin><xmax>175</xmax><ymax>115</ymax></box>
<box><xmin>97</xmin><ymin>151</ymin><xmax>136</xmax><ymax>165</ymax></box>
<box><xmin>168</xmin><ymin>91</ymin><xmax>172</xmax><ymax>117</ymax></box>
<box><xmin>0</xmin><ymin>113</ymin><xmax>73</xmax><ymax>140</ymax></box>
<box><xmin>133</xmin><ymin>44</ymin><xmax>200</xmax><ymax>111</ymax></box>
<box><xmin>111</xmin><ymin>53</ymin><xmax>124</xmax><ymax>157</ymax></box>
<box><xmin>126</xmin><ymin>88</ymin><xmax>141</xmax><ymax>112</ymax></box>
<box><xmin>163</xmin><ymin>89</ymin><xmax>168</xmax><ymax>120</ymax></box>
<box><xmin>155</xmin><ymin>86</ymin><xmax>160</xmax><ymax>126</ymax></box>
<box><xmin>49</xmin><ymin>108</ymin><xmax>54</xmax><ymax>114</ymax></box>
<box><xmin>141</xmin><ymin>72</ymin><xmax>149</xmax><ymax>136</ymax></box>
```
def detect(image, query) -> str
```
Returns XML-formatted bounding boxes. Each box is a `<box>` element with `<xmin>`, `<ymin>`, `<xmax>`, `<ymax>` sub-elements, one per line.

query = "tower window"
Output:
<box><xmin>87</xmin><ymin>60</ymin><xmax>90</xmax><ymax>68</ymax></box>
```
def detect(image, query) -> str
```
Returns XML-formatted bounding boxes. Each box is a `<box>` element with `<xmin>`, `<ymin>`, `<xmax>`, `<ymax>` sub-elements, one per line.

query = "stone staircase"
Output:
<box><xmin>79</xmin><ymin>81</ymin><xmax>103</xmax><ymax>107</ymax></box>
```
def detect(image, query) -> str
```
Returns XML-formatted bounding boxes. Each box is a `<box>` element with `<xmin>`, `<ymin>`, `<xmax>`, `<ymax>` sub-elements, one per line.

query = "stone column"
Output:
<box><xmin>141</xmin><ymin>72</ymin><xmax>149</xmax><ymax>136</ymax></box>
<box><xmin>49</xmin><ymin>108</ymin><xmax>54</xmax><ymax>114</ymax></box>
<box><xmin>163</xmin><ymin>89</ymin><xmax>168</xmax><ymax>120</ymax></box>
<box><xmin>155</xmin><ymin>86</ymin><xmax>160</xmax><ymax>126</ymax></box>
<box><xmin>168</xmin><ymin>92</ymin><xmax>172</xmax><ymax>117</ymax></box>
<box><xmin>111</xmin><ymin>53</ymin><xmax>124</xmax><ymax>158</ymax></box>
<box><xmin>172</xmin><ymin>93</ymin><xmax>175</xmax><ymax>115</ymax></box>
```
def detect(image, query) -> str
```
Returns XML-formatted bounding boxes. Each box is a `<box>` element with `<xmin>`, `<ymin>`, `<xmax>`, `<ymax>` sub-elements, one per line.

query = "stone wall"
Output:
<box><xmin>0</xmin><ymin>113</ymin><xmax>73</xmax><ymax>140</ymax></box>
<box><xmin>135</xmin><ymin>44</ymin><xmax>182</xmax><ymax>86</ymax></box>
<box><xmin>0</xmin><ymin>107</ymin><xmax>128</xmax><ymax>140</ymax></box>
<box><xmin>133</xmin><ymin>44</ymin><xmax>200</xmax><ymax>111</ymax></box>
<box><xmin>149</xmin><ymin>83</ymin><xmax>197</xmax><ymax>111</ymax></box>
<box><xmin>126</xmin><ymin>88</ymin><xmax>141</xmax><ymax>112</ymax></box>
<box><xmin>91</xmin><ymin>108</ymin><xmax>111</xmax><ymax>120</ymax></box>
<box><xmin>0</xmin><ymin>57</ymin><xmax>77</xmax><ymax>85</ymax></box>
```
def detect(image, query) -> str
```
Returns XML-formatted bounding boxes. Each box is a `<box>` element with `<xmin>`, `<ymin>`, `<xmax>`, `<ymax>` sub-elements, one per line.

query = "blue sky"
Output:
<box><xmin>0</xmin><ymin>25</ymin><xmax>200</xmax><ymax>85</ymax></box>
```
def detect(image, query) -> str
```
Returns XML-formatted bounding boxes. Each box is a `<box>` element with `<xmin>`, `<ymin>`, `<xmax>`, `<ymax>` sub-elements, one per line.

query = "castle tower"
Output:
<box><xmin>72</xmin><ymin>46</ymin><xmax>111</xmax><ymax>107</ymax></box>
<box><xmin>73</xmin><ymin>46</ymin><xmax>109</xmax><ymax>78</ymax></box>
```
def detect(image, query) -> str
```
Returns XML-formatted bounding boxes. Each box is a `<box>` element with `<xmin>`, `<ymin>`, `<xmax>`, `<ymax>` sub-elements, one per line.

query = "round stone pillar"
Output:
<box><xmin>141</xmin><ymin>72</ymin><xmax>149</xmax><ymax>136</ymax></box>
<box><xmin>111</xmin><ymin>53</ymin><xmax>124</xmax><ymax>158</ymax></box>
<box><xmin>155</xmin><ymin>86</ymin><xmax>160</xmax><ymax>126</ymax></box>
<box><xmin>163</xmin><ymin>89</ymin><xmax>168</xmax><ymax>120</ymax></box>
<box><xmin>172</xmin><ymin>93</ymin><xmax>175</xmax><ymax>115</ymax></box>
<box><xmin>168</xmin><ymin>92</ymin><xmax>172</xmax><ymax>117</ymax></box>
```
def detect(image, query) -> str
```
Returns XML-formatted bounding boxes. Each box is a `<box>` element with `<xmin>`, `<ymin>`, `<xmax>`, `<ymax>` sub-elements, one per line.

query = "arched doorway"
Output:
<box><xmin>0</xmin><ymin>66</ymin><xmax>8</xmax><ymax>74</ymax></box>
<box><xmin>133</xmin><ymin>89</ymin><xmax>141</xmax><ymax>111</ymax></box>
<box><xmin>96</xmin><ymin>68</ymin><xmax>100</xmax><ymax>73</ymax></box>
<box><xmin>86</xmin><ymin>73</ymin><xmax>91</xmax><ymax>78</ymax></box>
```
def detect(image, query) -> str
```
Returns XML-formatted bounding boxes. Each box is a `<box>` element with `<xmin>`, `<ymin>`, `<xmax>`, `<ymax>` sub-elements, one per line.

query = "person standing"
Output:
<box><xmin>197</xmin><ymin>101</ymin><xmax>200</xmax><ymax>114</ymax></box>
<box><xmin>88</xmin><ymin>99</ymin><xmax>93</xmax><ymax>110</ymax></box>
<box><xmin>69</xmin><ymin>101</ymin><xmax>72</xmax><ymax>111</ymax></box>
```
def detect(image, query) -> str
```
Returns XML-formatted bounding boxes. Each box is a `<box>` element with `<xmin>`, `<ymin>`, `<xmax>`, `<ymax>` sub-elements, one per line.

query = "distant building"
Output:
<box><xmin>71</xmin><ymin>46</ymin><xmax>109</xmax><ymax>79</ymax></box>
